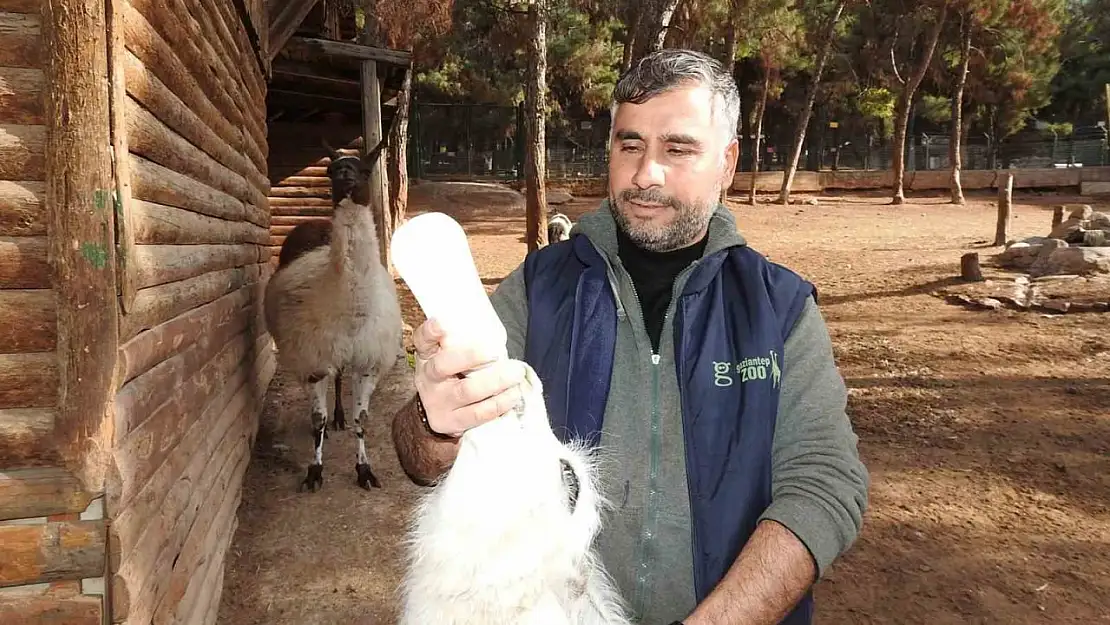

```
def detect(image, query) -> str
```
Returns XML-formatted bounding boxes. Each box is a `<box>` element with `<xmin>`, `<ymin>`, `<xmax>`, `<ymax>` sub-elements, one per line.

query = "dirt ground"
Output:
<box><xmin>217</xmin><ymin>183</ymin><xmax>1110</xmax><ymax>625</ymax></box>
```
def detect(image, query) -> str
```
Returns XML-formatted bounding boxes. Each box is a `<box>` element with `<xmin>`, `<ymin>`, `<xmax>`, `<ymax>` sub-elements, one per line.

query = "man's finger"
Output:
<box><xmin>425</xmin><ymin>343</ymin><xmax>508</xmax><ymax>382</ymax></box>
<box><xmin>412</xmin><ymin>318</ymin><xmax>445</xmax><ymax>359</ymax></box>
<box><xmin>448</xmin><ymin>360</ymin><xmax>526</xmax><ymax>407</ymax></box>
<box><xmin>452</xmin><ymin>385</ymin><xmax>525</xmax><ymax>431</ymax></box>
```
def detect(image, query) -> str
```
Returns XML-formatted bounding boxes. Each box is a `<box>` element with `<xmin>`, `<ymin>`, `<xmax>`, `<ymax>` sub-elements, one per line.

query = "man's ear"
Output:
<box><xmin>721</xmin><ymin>137</ymin><xmax>740</xmax><ymax>188</ymax></box>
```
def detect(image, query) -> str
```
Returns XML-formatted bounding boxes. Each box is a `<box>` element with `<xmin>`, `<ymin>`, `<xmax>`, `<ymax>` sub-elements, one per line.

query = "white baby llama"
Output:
<box><xmin>263</xmin><ymin>138</ymin><xmax>403</xmax><ymax>492</ymax></box>
<box><xmin>398</xmin><ymin>362</ymin><xmax>632</xmax><ymax>625</ymax></box>
<box><xmin>548</xmin><ymin>210</ymin><xmax>573</xmax><ymax>243</ymax></box>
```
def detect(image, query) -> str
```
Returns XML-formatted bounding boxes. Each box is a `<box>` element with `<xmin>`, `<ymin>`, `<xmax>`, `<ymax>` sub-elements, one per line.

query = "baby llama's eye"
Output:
<box><xmin>560</xmin><ymin>458</ymin><xmax>580</xmax><ymax>513</ymax></box>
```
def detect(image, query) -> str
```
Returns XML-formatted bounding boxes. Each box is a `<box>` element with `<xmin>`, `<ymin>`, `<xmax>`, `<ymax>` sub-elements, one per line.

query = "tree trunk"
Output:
<box><xmin>749</xmin><ymin>64</ymin><xmax>772</xmax><ymax>205</ymax></box>
<box><xmin>621</xmin><ymin>4</ymin><xmax>642</xmax><ymax>72</ymax></box>
<box><xmin>628</xmin><ymin>0</ymin><xmax>681</xmax><ymax>64</ymax></box>
<box><xmin>949</xmin><ymin>13</ymin><xmax>972</xmax><ymax>205</ymax></box>
<box><xmin>994</xmin><ymin>173</ymin><xmax>1012</xmax><ymax>246</ymax></box>
<box><xmin>891</xmin><ymin>0</ymin><xmax>950</xmax><ymax>205</ymax></box>
<box><xmin>649</xmin><ymin>0</ymin><xmax>682</xmax><ymax>52</ymax></box>
<box><xmin>778</xmin><ymin>0</ymin><xmax>846</xmax><ymax>205</ymax></box>
<box><xmin>719</xmin><ymin>18</ymin><xmax>739</xmax><ymax>204</ymax></box>
<box><xmin>388</xmin><ymin>67</ymin><xmax>411</xmax><ymax>234</ymax></box>
<box><xmin>960</xmin><ymin>252</ymin><xmax>982</xmax><ymax>281</ymax></box>
<box><xmin>524</xmin><ymin>0</ymin><xmax>548</xmax><ymax>252</ymax></box>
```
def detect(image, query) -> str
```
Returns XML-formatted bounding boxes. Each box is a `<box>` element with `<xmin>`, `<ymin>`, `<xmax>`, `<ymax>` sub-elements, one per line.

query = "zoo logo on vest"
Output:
<box><xmin>712</xmin><ymin>350</ymin><xmax>781</xmax><ymax>389</ymax></box>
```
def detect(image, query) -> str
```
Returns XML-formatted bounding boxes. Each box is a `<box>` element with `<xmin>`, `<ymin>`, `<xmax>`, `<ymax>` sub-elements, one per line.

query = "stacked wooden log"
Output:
<box><xmin>1</xmin><ymin>0</ymin><xmax>109</xmax><ymax>622</ymax></box>
<box><xmin>105</xmin><ymin>0</ymin><xmax>274</xmax><ymax>623</ymax></box>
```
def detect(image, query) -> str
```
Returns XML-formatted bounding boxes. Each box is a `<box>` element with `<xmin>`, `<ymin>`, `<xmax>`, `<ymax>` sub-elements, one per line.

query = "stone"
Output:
<box><xmin>1090</xmin><ymin>212</ymin><xmax>1110</xmax><ymax>230</ymax></box>
<box><xmin>1065</xmin><ymin>228</ymin><xmax>1089</xmax><ymax>245</ymax></box>
<box><xmin>1084</xmin><ymin>230</ymin><xmax>1108</xmax><ymax>247</ymax></box>
<box><xmin>547</xmin><ymin>190</ymin><xmax>574</xmax><ymax>205</ymax></box>
<box><xmin>1069</xmin><ymin>205</ymin><xmax>1093</xmax><ymax>220</ymax></box>
<box><xmin>1034</xmin><ymin>247</ymin><xmax>1110</xmax><ymax>276</ymax></box>
<box><xmin>1049</xmin><ymin>217</ymin><xmax>1084</xmax><ymax>240</ymax></box>
<box><xmin>1041</xmin><ymin>299</ymin><xmax>1071</xmax><ymax>313</ymax></box>
<box><xmin>805</xmin><ymin>197</ymin><xmax>820</xmax><ymax>206</ymax></box>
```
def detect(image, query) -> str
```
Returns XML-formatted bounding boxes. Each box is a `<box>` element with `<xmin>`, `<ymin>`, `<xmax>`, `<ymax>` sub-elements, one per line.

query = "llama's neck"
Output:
<box><xmin>329</xmin><ymin>198</ymin><xmax>380</xmax><ymax>276</ymax></box>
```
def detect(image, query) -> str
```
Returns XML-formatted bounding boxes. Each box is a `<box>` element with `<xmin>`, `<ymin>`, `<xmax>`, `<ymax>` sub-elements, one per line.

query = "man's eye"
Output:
<box><xmin>620</xmin><ymin>144</ymin><xmax>643</xmax><ymax>152</ymax></box>
<box><xmin>669</xmin><ymin>148</ymin><xmax>692</xmax><ymax>156</ymax></box>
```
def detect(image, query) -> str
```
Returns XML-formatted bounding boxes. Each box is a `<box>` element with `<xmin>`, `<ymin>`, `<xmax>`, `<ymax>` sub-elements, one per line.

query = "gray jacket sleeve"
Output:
<box><xmin>488</xmin><ymin>262</ymin><xmax>529</xmax><ymax>361</ymax></box>
<box><xmin>759</xmin><ymin>295</ymin><xmax>870</xmax><ymax>577</ymax></box>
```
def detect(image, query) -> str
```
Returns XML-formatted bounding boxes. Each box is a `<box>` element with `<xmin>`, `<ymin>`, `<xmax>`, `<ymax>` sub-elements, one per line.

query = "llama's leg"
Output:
<box><xmin>332</xmin><ymin>368</ymin><xmax>346</xmax><ymax>431</ymax></box>
<box><xmin>299</xmin><ymin>374</ymin><xmax>330</xmax><ymax>492</ymax></box>
<box><xmin>352</xmin><ymin>369</ymin><xmax>381</xmax><ymax>490</ymax></box>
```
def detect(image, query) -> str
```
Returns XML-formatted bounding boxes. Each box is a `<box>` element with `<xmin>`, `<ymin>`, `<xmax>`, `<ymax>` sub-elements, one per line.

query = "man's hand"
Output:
<box><xmin>413</xmin><ymin>317</ymin><xmax>527</xmax><ymax>437</ymax></box>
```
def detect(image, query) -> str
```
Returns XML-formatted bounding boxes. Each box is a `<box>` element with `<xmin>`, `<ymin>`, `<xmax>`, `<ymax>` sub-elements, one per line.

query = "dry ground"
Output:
<box><xmin>217</xmin><ymin>183</ymin><xmax>1110</xmax><ymax>625</ymax></box>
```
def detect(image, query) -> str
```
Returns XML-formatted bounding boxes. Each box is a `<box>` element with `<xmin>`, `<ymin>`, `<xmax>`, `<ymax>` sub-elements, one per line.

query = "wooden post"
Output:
<box><xmin>107</xmin><ymin>0</ymin><xmax>136</xmax><ymax>312</ymax></box>
<box><xmin>994</xmin><ymin>172</ymin><xmax>1013</xmax><ymax>246</ymax></box>
<box><xmin>960</xmin><ymin>252</ymin><xmax>982</xmax><ymax>281</ymax></box>
<box><xmin>1105</xmin><ymin>83</ymin><xmax>1109</xmax><ymax>135</ymax></box>
<box><xmin>361</xmin><ymin>59</ymin><xmax>389</xmax><ymax>271</ymax></box>
<box><xmin>1052</xmin><ymin>205</ymin><xmax>1065</xmax><ymax>230</ymax></box>
<box><xmin>43</xmin><ymin>0</ymin><xmax>121</xmax><ymax>491</ymax></box>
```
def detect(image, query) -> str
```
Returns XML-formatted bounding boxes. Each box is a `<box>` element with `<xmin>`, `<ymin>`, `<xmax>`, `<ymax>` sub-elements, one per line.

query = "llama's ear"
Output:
<box><xmin>364</xmin><ymin>133</ymin><xmax>389</xmax><ymax>163</ymax></box>
<box><xmin>321</xmin><ymin>138</ymin><xmax>341</xmax><ymax>162</ymax></box>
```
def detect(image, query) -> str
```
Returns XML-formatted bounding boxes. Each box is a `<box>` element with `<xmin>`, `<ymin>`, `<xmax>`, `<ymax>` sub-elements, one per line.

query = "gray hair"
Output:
<box><xmin>610</xmin><ymin>48</ymin><xmax>741</xmax><ymax>147</ymax></box>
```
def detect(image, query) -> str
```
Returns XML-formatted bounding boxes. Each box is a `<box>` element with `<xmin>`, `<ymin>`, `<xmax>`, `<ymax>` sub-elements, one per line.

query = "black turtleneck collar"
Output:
<box><xmin>615</xmin><ymin>223</ymin><xmax>709</xmax><ymax>354</ymax></box>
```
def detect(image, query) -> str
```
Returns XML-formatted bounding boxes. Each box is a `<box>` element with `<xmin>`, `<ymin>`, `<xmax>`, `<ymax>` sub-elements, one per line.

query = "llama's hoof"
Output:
<box><xmin>332</xmin><ymin>410</ymin><xmax>346</xmax><ymax>431</ymax></box>
<box><xmin>299</xmin><ymin>464</ymin><xmax>324</xmax><ymax>492</ymax></box>
<box><xmin>355</xmin><ymin>463</ymin><xmax>380</xmax><ymax>490</ymax></box>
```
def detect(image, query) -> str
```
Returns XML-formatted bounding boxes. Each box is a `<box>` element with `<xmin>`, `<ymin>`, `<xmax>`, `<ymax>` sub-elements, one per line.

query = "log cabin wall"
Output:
<box><xmin>0</xmin><ymin>0</ymin><xmax>110</xmax><ymax>622</ymax></box>
<box><xmin>105</xmin><ymin>0</ymin><xmax>274</xmax><ymax>622</ymax></box>
<box><xmin>266</xmin><ymin>120</ymin><xmax>363</xmax><ymax>262</ymax></box>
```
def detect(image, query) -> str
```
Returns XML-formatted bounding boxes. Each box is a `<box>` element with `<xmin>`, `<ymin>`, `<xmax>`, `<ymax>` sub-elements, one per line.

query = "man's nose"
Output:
<box><xmin>632</xmin><ymin>154</ymin><xmax>664</xmax><ymax>189</ymax></box>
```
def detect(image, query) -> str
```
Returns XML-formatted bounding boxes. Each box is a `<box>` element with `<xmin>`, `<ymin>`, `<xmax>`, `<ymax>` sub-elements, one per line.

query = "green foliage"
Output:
<box><xmin>855</xmin><ymin>87</ymin><xmax>896</xmax><ymax>137</ymax></box>
<box><xmin>919</xmin><ymin>94</ymin><xmax>952</xmax><ymax>124</ymax></box>
<box><xmin>380</xmin><ymin>0</ymin><xmax>1079</xmax><ymax>151</ymax></box>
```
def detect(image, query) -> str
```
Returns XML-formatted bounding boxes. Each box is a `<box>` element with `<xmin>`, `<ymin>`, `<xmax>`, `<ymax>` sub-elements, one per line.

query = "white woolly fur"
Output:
<box><xmin>398</xmin><ymin>363</ymin><xmax>632</xmax><ymax>625</ymax></box>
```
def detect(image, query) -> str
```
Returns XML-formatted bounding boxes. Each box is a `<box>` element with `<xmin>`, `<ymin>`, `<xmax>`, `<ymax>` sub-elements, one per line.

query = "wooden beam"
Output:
<box><xmin>0</xmin><ymin>520</ymin><xmax>105</xmax><ymax>587</ymax></box>
<box><xmin>43</xmin><ymin>0</ymin><xmax>120</xmax><ymax>492</ymax></box>
<box><xmin>361</xmin><ymin>59</ymin><xmax>389</xmax><ymax>270</ymax></box>
<box><xmin>267</xmin><ymin>0</ymin><xmax>321</xmax><ymax>63</ymax></box>
<box><xmin>287</xmin><ymin>35</ymin><xmax>412</xmax><ymax>66</ymax></box>
<box><xmin>0</xmin><ymin>467</ymin><xmax>95</xmax><ymax>521</ymax></box>
<box><xmin>268</xmin><ymin>87</ymin><xmax>361</xmax><ymax>106</ymax></box>
<box><xmin>271</xmin><ymin>68</ymin><xmax>361</xmax><ymax>97</ymax></box>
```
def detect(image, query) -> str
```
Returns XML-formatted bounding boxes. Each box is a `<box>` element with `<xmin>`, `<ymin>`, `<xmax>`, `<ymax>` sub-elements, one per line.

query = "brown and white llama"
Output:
<box><xmin>263</xmin><ymin>138</ymin><xmax>403</xmax><ymax>492</ymax></box>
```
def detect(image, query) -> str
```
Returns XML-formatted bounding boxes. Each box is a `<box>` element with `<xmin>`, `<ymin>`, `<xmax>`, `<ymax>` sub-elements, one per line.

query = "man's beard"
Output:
<box><xmin>610</xmin><ymin>187</ymin><xmax>716</xmax><ymax>252</ymax></box>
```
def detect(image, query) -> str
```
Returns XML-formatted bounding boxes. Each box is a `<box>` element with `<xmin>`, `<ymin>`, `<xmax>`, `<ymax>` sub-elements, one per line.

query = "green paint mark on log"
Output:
<box><xmin>114</xmin><ymin>190</ymin><xmax>123</xmax><ymax>217</ymax></box>
<box><xmin>81</xmin><ymin>242</ymin><xmax>108</xmax><ymax>269</ymax></box>
<box><xmin>94</xmin><ymin>189</ymin><xmax>109</xmax><ymax>211</ymax></box>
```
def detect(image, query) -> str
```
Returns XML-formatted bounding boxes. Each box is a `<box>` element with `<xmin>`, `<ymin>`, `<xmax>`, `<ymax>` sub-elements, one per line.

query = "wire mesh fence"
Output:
<box><xmin>407</xmin><ymin>101</ymin><xmax>1110</xmax><ymax>180</ymax></box>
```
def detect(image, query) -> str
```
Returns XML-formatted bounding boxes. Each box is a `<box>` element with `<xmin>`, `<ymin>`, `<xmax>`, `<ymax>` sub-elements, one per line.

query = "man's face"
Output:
<box><xmin>608</xmin><ymin>83</ymin><xmax>738</xmax><ymax>252</ymax></box>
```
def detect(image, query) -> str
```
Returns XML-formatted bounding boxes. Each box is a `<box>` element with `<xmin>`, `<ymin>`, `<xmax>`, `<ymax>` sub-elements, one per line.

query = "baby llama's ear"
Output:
<box><xmin>321</xmin><ymin>138</ymin><xmax>341</xmax><ymax>162</ymax></box>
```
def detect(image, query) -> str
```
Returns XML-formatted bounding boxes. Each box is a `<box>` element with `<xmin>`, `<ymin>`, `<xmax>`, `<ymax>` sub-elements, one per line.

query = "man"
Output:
<box><xmin>390</xmin><ymin>49</ymin><xmax>869</xmax><ymax>625</ymax></box>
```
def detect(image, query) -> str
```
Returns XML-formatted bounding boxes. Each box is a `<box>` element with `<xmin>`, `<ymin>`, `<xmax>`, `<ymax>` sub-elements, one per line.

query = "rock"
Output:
<box><xmin>1065</xmin><ymin>228</ymin><xmax>1090</xmax><ymax>245</ymax></box>
<box><xmin>1090</xmin><ymin>212</ymin><xmax>1110</xmax><ymax>230</ymax></box>
<box><xmin>1041</xmin><ymin>299</ymin><xmax>1071</xmax><ymax>313</ymax></box>
<box><xmin>1033</xmin><ymin>247</ymin><xmax>1110</xmax><ymax>276</ymax></box>
<box><xmin>547</xmin><ymin>189</ymin><xmax>574</xmax><ymax>205</ymax></box>
<box><xmin>805</xmin><ymin>197</ymin><xmax>820</xmax><ymax>206</ymax></box>
<box><xmin>1069</xmin><ymin>205</ymin><xmax>1093</xmax><ymax>220</ymax></box>
<box><xmin>1084</xmin><ymin>230</ymin><xmax>1108</xmax><ymax>247</ymax></box>
<box><xmin>1010</xmin><ymin>236</ymin><xmax>1052</xmax><ymax>248</ymax></box>
<box><xmin>1049</xmin><ymin>217</ymin><xmax>1084</xmax><ymax>240</ymax></box>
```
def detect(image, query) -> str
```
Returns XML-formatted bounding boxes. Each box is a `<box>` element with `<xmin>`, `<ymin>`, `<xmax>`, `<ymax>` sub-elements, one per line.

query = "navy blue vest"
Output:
<box><xmin>522</xmin><ymin>232</ymin><xmax>817</xmax><ymax>624</ymax></box>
